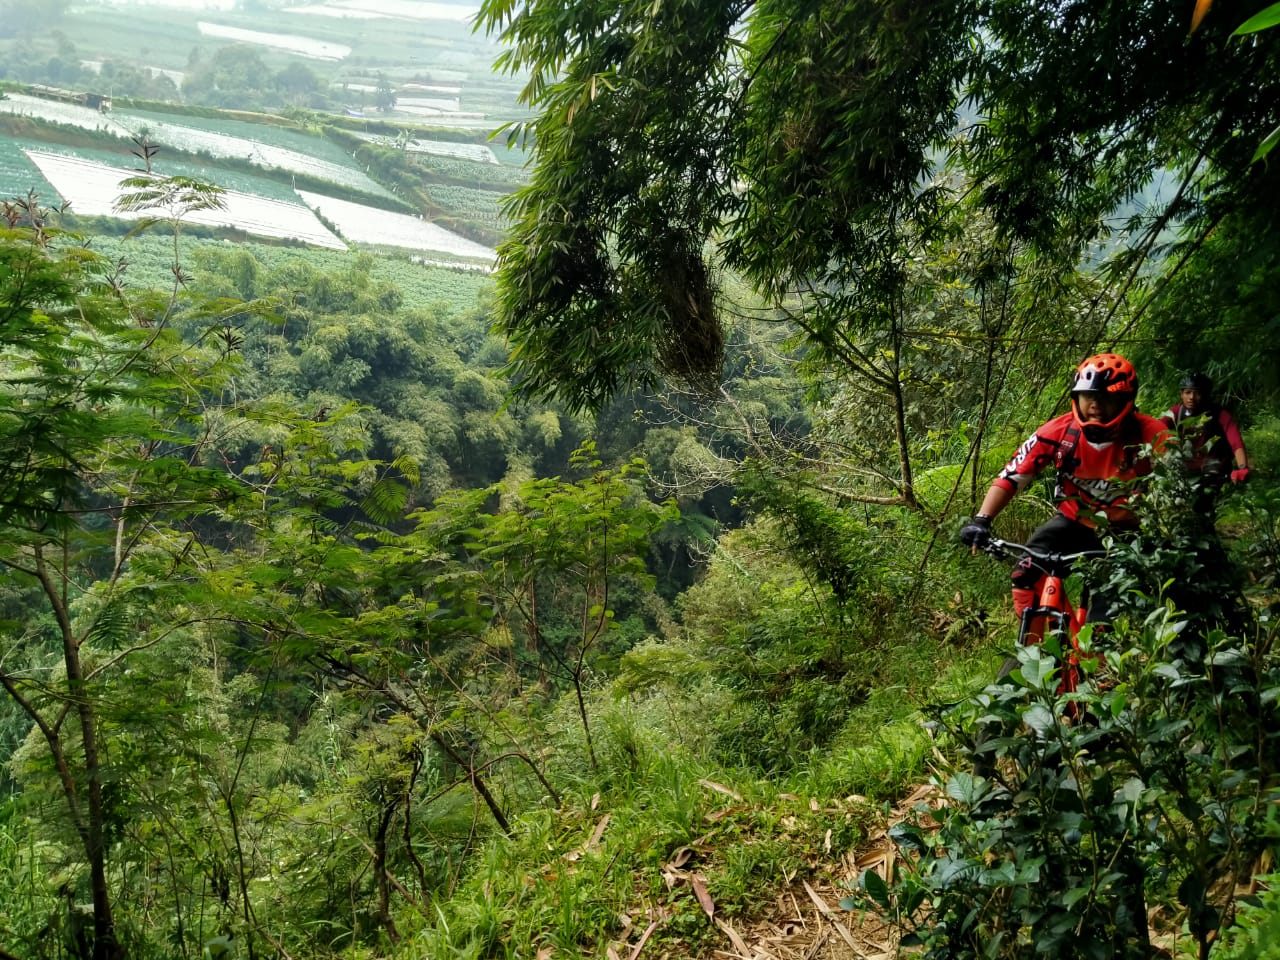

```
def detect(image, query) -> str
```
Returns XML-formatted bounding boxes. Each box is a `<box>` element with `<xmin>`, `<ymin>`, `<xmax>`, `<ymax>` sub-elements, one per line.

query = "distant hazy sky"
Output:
<box><xmin>89</xmin><ymin>0</ymin><xmax>480</xmax><ymax>17</ymax></box>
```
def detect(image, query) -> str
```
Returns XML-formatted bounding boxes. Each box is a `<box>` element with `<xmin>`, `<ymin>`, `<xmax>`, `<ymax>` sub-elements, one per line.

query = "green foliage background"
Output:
<box><xmin>3</xmin><ymin>1</ymin><xmax>1280</xmax><ymax>959</ymax></box>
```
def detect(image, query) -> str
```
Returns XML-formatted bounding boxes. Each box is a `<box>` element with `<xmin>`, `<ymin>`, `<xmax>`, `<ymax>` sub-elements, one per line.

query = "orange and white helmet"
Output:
<box><xmin>1070</xmin><ymin>353</ymin><xmax>1138</xmax><ymax>440</ymax></box>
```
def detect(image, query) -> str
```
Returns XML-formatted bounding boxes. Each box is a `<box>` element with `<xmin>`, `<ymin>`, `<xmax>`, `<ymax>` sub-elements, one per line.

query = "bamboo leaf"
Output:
<box><xmin>1253</xmin><ymin>124</ymin><xmax>1280</xmax><ymax>163</ymax></box>
<box><xmin>1234</xmin><ymin>2</ymin><xmax>1280</xmax><ymax>34</ymax></box>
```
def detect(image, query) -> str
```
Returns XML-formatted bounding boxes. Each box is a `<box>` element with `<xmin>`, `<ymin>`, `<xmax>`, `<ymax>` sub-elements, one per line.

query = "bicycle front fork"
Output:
<box><xmin>1019</xmin><ymin>605</ymin><xmax>1085</xmax><ymax>696</ymax></box>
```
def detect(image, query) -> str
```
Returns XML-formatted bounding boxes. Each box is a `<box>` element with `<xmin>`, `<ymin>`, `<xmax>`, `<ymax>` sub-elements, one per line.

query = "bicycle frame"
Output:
<box><xmin>986</xmin><ymin>538</ymin><xmax>1104</xmax><ymax>697</ymax></box>
<box><xmin>1022</xmin><ymin>566</ymin><xmax>1088</xmax><ymax>694</ymax></box>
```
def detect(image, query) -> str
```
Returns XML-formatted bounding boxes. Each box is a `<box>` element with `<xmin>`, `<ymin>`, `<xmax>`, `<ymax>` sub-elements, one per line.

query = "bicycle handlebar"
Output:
<box><xmin>981</xmin><ymin>537</ymin><xmax>1108</xmax><ymax>568</ymax></box>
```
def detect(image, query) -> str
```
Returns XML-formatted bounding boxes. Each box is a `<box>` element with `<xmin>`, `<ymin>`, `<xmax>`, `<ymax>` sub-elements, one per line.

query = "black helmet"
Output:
<box><xmin>1179</xmin><ymin>372</ymin><xmax>1213</xmax><ymax>395</ymax></box>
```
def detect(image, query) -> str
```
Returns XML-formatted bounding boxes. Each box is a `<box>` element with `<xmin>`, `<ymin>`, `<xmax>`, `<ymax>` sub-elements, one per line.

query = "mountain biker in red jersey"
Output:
<box><xmin>960</xmin><ymin>353</ymin><xmax>1170</xmax><ymax>626</ymax></box>
<box><xmin>1162</xmin><ymin>373</ymin><xmax>1249</xmax><ymax>501</ymax></box>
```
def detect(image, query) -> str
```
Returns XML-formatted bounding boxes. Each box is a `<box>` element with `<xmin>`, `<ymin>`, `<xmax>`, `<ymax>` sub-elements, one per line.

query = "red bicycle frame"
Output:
<box><xmin>1021</xmin><ymin>565</ymin><xmax>1089</xmax><ymax>695</ymax></box>
<box><xmin>988</xmin><ymin>539</ymin><xmax>1104</xmax><ymax>698</ymax></box>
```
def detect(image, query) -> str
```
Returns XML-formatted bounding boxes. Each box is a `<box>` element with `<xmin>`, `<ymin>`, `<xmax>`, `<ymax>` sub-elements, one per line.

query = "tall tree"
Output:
<box><xmin>0</xmin><ymin>197</ymin><xmax>245</xmax><ymax>959</ymax></box>
<box><xmin>476</xmin><ymin>0</ymin><xmax>1280</xmax><ymax>414</ymax></box>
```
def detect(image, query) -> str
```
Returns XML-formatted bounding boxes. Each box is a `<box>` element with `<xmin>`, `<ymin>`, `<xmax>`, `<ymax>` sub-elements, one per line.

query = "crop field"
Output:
<box><xmin>96</xmin><ymin>0</ymin><xmax>237</xmax><ymax>9</ymax></box>
<box><xmin>120</xmin><ymin>109</ymin><xmax>364</xmax><ymax>170</ymax></box>
<box><xmin>415</xmin><ymin>153</ymin><xmax>528</xmax><ymax>190</ymax></box>
<box><xmin>325</xmin><ymin>1</ymin><xmax>478</xmax><ymax>22</ymax></box>
<box><xmin>27</xmin><ymin>151</ymin><xmax>347</xmax><ymax>250</ymax></box>
<box><xmin>86</xmin><ymin>231</ymin><xmax>492</xmax><ymax>307</ymax></box>
<box><xmin>393</xmin><ymin>101</ymin><xmax>479</xmax><ymax>122</ymax></box>
<box><xmin>129</xmin><ymin>155</ymin><xmax>303</xmax><ymax>204</ymax></box>
<box><xmin>1</xmin><ymin>0</ymin><xmax>529</xmax><ymax>260</ymax></box>
<box><xmin>239</xmin><ymin>1</ymin><xmax>492</xmax><ymax>70</ymax></box>
<box><xmin>0</xmin><ymin>97</ymin><xmax>396</xmax><ymax>201</ymax></box>
<box><xmin>491</xmin><ymin>142</ymin><xmax>530</xmax><ymax>167</ymax></box>
<box><xmin>57</xmin><ymin>4</ymin><xmax>480</xmax><ymax>81</ymax></box>
<box><xmin>422</xmin><ymin>183</ymin><xmax>505</xmax><ymax>224</ymax></box>
<box><xmin>110</xmin><ymin>115</ymin><xmax>397</xmax><ymax>200</ymax></box>
<box><xmin>195</xmin><ymin>22</ymin><xmax>352</xmax><ymax>61</ymax></box>
<box><xmin>296</xmin><ymin>189</ymin><xmax>495</xmax><ymax>261</ymax></box>
<box><xmin>61</xmin><ymin>5</ymin><xmax>373</xmax><ymax>74</ymax></box>
<box><xmin>355</xmin><ymin>132</ymin><xmax>496</xmax><ymax>164</ymax></box>
<box><xmin>0</xmin><ymin>137</ymin><xmax>55</xmax><ymax>201</ymax></box>
<box><xmin>32</xmin><ymin>0</ymin><xmax>529</xmax><ymax>134</ymax></box>
<box><xmin>0</xmin><ymin>95</ymin><xmax>134</xmax><ymax>139</ymax></box>
<box><xmin>288</xmin><ymin>5</ymin><xmax>388</xmax><ymax>20</ymax></box>
<box><xmin>260</xmin><ymin>9</ymin><xmax>462</xmax><ymax>57</ymax></box>
<box><xmin>0</xmin><ymin>134</ymin><xmax>303</xmax><ymax>205</ymax></box>
<box><xmin>57</xmin><ymin>8</ymin><xmax>205</xmax><ymax>73</ymax></box>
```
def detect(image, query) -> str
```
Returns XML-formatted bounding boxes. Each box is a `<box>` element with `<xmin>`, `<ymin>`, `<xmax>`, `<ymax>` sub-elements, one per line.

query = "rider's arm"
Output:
<box><xmin>989</xmin><ymin>421</ymin><xmax>1061</xmax><ymax>505</ymax></box>
<box><xmin>1220</xmin><ymin>409</ymin><xmax>1248</xmax><ymax>468</ymax></box>
<box><xmin>962</xmin><ymin>429</ymin><xmax>1048</xmax><ymax>546</ymax></box>
<box><xmin>975</xmin><ymin>482</ymin><xmax>1016</xmax><ymax>522</ymax></box>
<box><xmin>970</xmin><ymin>436</ymin><xmax>1043</xmax><ymax>527</ymax></box>
<box><xmin>964</xmin><ymin>420</ymin><xmax>1058</xmax><ymax>542</ymax></box>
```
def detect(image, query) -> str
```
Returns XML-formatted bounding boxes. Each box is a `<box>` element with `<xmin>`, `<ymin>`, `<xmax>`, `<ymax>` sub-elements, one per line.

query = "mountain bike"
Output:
<box><xmin>970</xmin><ymin>538</ymin><xmax>1150</xmax><ymax>948</ymax></box>
<box><xmin>981</xmin><ymin>537</ymin><xmax>1109</xmax><ymax>698</ymax></box>
<box><xmin>968</xmin><ymin>537</ymin><xmax>1111</xmax><ymax>777</ymax></box>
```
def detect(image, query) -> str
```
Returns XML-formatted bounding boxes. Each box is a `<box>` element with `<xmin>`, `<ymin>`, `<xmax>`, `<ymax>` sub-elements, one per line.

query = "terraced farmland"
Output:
<box><xmin>87</xmin><ymin>230</ymin><xmax>492</xmax><ymax>307</ymax></box>
<box><xmin>422</xmin><ymin>182</ymin><xmax>504</xmax><ymax>225</ymax></box>
<box><xmin>0</xmin><ymin>95</ymin><xmax>133</xmax><ymax>138</ymax></box>
<box><xmin>0</xmin><ymin>137</ymin><xmax>55</xmax><ymax>200</ymax></box>
<box><xmin>414</xmin><ymin>153</ymin><xmax>529</xmax><ymax>190</ymax></box>
<box><xmin>296</xmin><ymin>189</ymin><xmax>495</xmax><ymax>261</ymax></box>
<box><xmin>356</xmin><ymin>132</ymin><xmax>497</xmax><ymax>164</ymax></box>
<box><xmin>0</xmin><ymin>95</ymin><xmax>396</xmax><ymax>201</ymax></box>
<box><xmin>195</xmin><ymin>21</ymin><xmax>352</xmax><ymax>61</ymax></box>
<box><xmin>318</xmin><ymin>0</ymin><xmax>478</xmax><ymax>22</ymax></box>
<box><xmin>111</xmin><ymin>115</ymin><xmax>396</xmax><ymax>199</ymax></box>
<box><xmin>119</xmin><ymin>109</ymin><xmax>362</xmax><ymax>169</ymax></box>
<box><xmin>27</xmin><ymin>151</ymin><xmax>347</xmax><ymax>250</ymax></box>
<box><xmin>5</xmin><ymin>139</ymin><xmax>303</xmax><ymax>205</ymax></box>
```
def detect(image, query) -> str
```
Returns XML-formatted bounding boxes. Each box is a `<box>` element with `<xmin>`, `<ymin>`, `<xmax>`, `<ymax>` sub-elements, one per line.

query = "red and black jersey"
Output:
<box><xmin>994</xmin><ymin>412</ymin><xmax>1169</xmax><ymax>528</ymax></box>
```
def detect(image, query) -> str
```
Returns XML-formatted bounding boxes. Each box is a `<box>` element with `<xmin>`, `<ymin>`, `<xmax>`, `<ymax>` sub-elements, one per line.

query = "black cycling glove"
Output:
<box><xmin>960</xmin><ymin>514</ymin><xmax>993</xmax><ymax>548</ymax></box>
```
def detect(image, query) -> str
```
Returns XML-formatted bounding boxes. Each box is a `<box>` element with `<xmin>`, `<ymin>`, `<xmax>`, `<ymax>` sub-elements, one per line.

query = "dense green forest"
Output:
<box><xmin>5</xmin><ymin>1</ymin><xmax>1280</xmax><ymax>960</ymax></box>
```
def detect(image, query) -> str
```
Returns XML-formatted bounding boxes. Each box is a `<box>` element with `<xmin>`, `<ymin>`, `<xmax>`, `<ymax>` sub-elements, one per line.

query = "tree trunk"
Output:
<box><xmin>888</xmin><ymin>303</ymin><xmax>918</xmax><ymax>511</ymax></box>
<box><xmin>36</xmin><ymin>548</ymin><xmax>120</xmax><ymax>960</ymax></box>
<box><xmin>429</xmin><ymin>732</ymin><xmax>513</xmax><ymax>836</ymax></box>
<box><xmin>373</xmin><ymin>798</ymin><xmax>400</xmax><ymax>943</ymax></box>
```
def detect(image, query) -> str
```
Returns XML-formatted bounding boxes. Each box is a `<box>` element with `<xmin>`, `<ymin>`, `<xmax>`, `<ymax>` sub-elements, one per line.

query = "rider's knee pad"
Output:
<box><xmin>1010</xmin><ymin>555</ymin><xmax>1040</xmax><ymax>590</ymax></box>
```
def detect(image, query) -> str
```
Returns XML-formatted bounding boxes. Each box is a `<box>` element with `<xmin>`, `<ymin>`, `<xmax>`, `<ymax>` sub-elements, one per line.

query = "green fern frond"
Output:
<box><xmin>390</xmin><ymin>453</ymin><xmax>421</xmax><ymax>488</ymax></box>
<box><xmin>82</xmin><ymin>599</ymin><xmax>135</xmax><ymax>652</ymax></box>
<box><xmin>361</xmin><ymin>476</ymin><xmax>409</xmax><ymax>525</ymax></box>
<box><xmin>114</xmin><ymin>175</ymin><xmax>228</xmax><ymax>220</ymax></box>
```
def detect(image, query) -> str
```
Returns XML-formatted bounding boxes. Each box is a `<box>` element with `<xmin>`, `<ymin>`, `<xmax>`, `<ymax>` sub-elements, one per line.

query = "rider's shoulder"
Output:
<box><xmin>1036</xmin><ymin>411</ymin><xmax>1077</xmax><ymax>439</ymax></box>
<box><xmin>1135</xmin><ymin>410</ymin><xmax>1170</xmax><ymax>437</ymax></box>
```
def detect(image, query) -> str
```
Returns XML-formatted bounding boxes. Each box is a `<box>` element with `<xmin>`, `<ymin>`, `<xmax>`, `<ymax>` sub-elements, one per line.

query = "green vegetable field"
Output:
<box><xmin>0</xmin><ymin>136</ymin><xmax>54</xmax><ymax>200</ymax></box>
<box><xmin>118</xmin><ymin>108</ymin><xmax>360</xmax><ymax>169</ymax></box>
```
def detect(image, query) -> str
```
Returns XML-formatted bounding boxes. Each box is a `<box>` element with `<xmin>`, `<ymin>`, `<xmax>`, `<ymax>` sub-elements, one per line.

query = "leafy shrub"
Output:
<box><xmin>868</xmin><ymin>512</ymin><xmax>1280</xmax><ymax>959</ymax></box>
<box><xmin>1214</xmin><ymin>878</ymin><xmax>1280</xmax><ymax>960</ymax></box>
<box><xmin>848</xmin><ymin>458</ymin><xmax>1280</xmax><ymax>957</ymax></box>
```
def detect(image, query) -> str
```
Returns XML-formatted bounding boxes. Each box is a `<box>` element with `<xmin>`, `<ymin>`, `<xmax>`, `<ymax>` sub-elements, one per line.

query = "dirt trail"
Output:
<box><xmin>688</xmin><ymin>784</ymin><xmax>939</xmax><ymax>960</ymax></box>
<box><xmin>602</xmin><ymin>784</ymin><xmax>943</xmax><ymax>960</ymax></box>
<box><xmin>613</xmin><ymin>778</ymin><xmax>1211</xmax><ymax>960</ymax></box>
